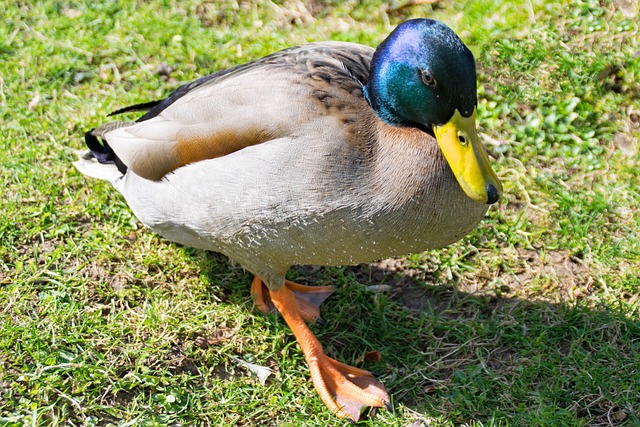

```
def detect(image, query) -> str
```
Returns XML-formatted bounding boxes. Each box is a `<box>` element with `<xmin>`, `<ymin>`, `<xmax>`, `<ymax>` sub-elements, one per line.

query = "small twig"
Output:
<box><xmin>0</xmin><ymin>76</ymin><xmax>6</xmax><ymax>106</ymax></box>
<box><xmin>36</xmin><ymin>363</ymin><xmax>83</xmax><ymax>375</ymax></box>
<box><xmin>52</xmin><ymin>388</ymin><xmax>83</xmax><ymax>411</ymax></box>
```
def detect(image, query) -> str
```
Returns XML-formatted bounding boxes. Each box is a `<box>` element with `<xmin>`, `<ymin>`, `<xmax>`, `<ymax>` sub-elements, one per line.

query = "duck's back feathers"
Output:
<box><xmin>87</xmin><ymin>42</ymin><xmax>374</xmax><ymax>181</ymax></box>
<box><xmin>139</xmin><ymin>42</ymin><xmax>372</xmax><ymax>123</ymax></box>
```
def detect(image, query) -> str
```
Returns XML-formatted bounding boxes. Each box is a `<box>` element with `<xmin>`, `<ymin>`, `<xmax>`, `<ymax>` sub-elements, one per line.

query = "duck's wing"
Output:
<box><xmin>90</xmin><ymin>42</ymin><xmax>373</xmax><ymax>181</ymax></box>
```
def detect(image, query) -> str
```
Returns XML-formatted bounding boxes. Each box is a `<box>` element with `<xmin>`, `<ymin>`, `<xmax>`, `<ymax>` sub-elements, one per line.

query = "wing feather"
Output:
<box><xmin>100</xmin><ymin>42</ymin><xmax>374</xmax><ymax>180</ymax></box>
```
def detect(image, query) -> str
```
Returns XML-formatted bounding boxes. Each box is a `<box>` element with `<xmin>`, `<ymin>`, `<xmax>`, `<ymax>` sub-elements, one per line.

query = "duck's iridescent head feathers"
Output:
<box><xmin>364</xmin><ymin>18</ymin><xmax>476</xmax><ymax>129</ymax></box>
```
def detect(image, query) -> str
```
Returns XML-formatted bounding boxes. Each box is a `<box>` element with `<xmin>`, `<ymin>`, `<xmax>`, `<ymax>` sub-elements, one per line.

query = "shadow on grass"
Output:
<box><xmin>196</xmin><ymin>251</ymin><xmax>639</xmax><ymax>426</ymax></box>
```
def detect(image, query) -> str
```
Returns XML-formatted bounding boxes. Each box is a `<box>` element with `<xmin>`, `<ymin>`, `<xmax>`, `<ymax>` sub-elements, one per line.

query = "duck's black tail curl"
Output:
<box><xmin>84</xmin><ymin>123</ymin><xmax>129</xmax><ymax>174</ymax></box>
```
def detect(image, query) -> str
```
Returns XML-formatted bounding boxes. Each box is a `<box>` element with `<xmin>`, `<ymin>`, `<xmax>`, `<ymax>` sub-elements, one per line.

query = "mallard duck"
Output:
<box><xmin>74</xmin><ymin>18</ymin><xmax>501</xmax><ymax>422</ymax></box>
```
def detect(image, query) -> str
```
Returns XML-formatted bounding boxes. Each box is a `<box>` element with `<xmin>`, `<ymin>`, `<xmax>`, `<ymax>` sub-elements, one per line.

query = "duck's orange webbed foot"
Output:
<box><xmin>251</xmin><ymin>276</ymin><xmax>335</xmax><ymax>325</ymax></box>
<box><xmin>268</xmin><ymin>285</ymin><xmax>391</xmax><ymax>422</ymax></box>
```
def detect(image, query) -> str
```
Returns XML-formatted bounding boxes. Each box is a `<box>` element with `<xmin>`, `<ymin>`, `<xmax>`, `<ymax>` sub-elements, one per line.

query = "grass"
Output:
<box><xmin>1</xmin><ymin>0</ymin><xmax>639</xmax><ymax>426</ymax></box>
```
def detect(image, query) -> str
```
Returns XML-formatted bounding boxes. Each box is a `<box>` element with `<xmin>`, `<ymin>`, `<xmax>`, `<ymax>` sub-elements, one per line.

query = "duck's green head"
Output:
<box><xmin>364</xmin><ymin>18</ymin><xmax>502</xmax><ymax>205</ymax></box>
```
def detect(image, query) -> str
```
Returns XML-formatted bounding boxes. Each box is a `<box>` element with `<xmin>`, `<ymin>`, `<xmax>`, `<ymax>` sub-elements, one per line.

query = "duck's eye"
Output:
<box><xmin>421</xmin><ymin>70</ymin><xmax>436</xmax><ymax>87</ymax></box>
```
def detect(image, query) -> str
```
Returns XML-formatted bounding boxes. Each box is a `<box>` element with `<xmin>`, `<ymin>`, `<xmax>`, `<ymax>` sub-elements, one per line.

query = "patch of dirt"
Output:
<box><xmin>79</xmin><ymin>261</ymin><xmax>141</xmax><ymax>311</ymax></box>
<box><xmin>196</xmin><ymin>0</ymin><xmax>322</xmax><ymax>28</ymax></box>
<box><xmin>195</xmin><ymin>325</ymin><xmax>238</xmax><ymax>349</ymax></box>
<box><xmin>293</xmin><ymin>259</ymin><xmax>461</xmax><ymax>315</ymax></box>
<box><xmin>357</xmin><ymin>258</ymin><xmax>459</xmax><ymax>314</ymax></box>
<box><xmin>165</xmin><ymin>353</ymin><xmax>202</xmax><ymax>378</ymax></box>
<box><xmin>295</xmin><ymin>247</ymin><xmax>597</xmax><ymax>313</ymax></box>
<box><xmin>100</xmin><ymin>388</ymin><xmax>136</xmax><ymax>408</ymax></box>
<box><xmin>499</xmin><ymin>249</ymin><xmax>594</xmax><ymax>302</ymax></box>
<box><xmin>390</xmin><ymin>282</ymin><xmax>458</xmax><ymax>314</ymax></box>
<box><xmin>211</xmin><ymin>363</ymin><xmax>233</xmax><ymax>381</ymax></box>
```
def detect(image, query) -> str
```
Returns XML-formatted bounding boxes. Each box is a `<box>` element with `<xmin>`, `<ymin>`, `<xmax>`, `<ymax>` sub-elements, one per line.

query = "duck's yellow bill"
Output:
<box><xmin>434</xmin><ymin>108</ymin><xmax>502</xmax><ymax>204</ymax></box>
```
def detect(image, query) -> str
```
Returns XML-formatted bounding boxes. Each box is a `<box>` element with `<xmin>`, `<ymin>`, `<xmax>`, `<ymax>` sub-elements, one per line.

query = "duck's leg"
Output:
<box><xmin>251</xmin><ymin>276</ymin><xmax>335</xmax><ymax>325</ymax></box>
<box><xmin>268</xmin><ymin>284</ymin><xmax>390</xmax><ymax>422</ymax></box>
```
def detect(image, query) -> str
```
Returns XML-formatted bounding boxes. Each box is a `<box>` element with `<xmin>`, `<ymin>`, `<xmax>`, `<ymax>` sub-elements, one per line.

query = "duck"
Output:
<box><xmin>74</xmin><ymin>18</ymin><xmax>502</xmax><ymax>422</ymax></box>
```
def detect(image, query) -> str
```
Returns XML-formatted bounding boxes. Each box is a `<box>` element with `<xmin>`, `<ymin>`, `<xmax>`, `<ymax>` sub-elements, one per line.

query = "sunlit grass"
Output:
<box><xmin>1</xmin><ymin>1</ymin><xmax>638</xmax><ymax>426</ymax></box>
